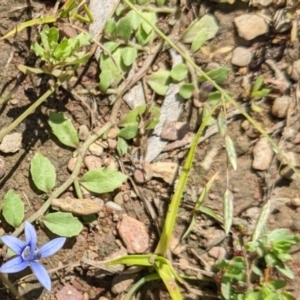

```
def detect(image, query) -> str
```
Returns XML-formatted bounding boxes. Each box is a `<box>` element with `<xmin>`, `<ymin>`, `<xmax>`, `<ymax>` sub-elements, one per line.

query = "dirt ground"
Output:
<box><xmin>1</xmin><ymin>0</ymin><xmax>300</xmax><ymax>299</ymax></box>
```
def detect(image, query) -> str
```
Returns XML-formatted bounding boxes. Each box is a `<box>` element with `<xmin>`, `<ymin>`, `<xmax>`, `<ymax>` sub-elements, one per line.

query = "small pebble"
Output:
<box><xmin>117</xmin><ymin>214</ymin><xmax>149</xmax><ymax>253</ymax></box>
<box><xmin>272</xmin><ymin>95</ymin><xmax>293</xmax><ymax>118</ymax></box>
<box><xmin>68</xmin><ymin>157</ymin><xmax>77</xmax><ymax>172</ymax></box>
<box><xmin>111</xmin><ymin>274</ymin><xmax>135</xmax><ymax>294</ymax></box>
<box><xmin>0</xmin><ymin>156</ymin><xmax>6</xmax><ymax>178</ymax></box>
<box><xmin>0</xmin><ymin>132</ymin><xmax>22</xmax><ymax>153</ymax></box>
<box><xmin>231</xmin><ymin>47</ymin><xmax>253</xmax><ymax>67</ymax></box>
<box><xmin>252</xmin><ymin>137</ymin><xmax>273</xmax><ymax>170</ymax></box>
<box><xmin>208</xmin><ymin>246</ymin><xmax>227</xmax><ymax>260</ymax></box>
<box><xmin>84</xmin><ymin>155</ymin><xmax>102</xmax><ymax>170</ymax></box>
<box><xmin>88</xmin><ymin>143</ymin><xmax>104</xmax><ymax>156</ymax></box>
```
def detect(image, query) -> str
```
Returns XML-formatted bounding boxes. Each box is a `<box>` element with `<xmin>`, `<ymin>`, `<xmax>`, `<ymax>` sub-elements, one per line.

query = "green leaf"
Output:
<box><xmin>31</xmin><ymin>42</ymin><xmax>46</xmax><ymax>59</ymax></box>
<box><xmin>118</xmin><ymin>123</ymin><xmax>139</xmax><ymax>139</ymax></box>
<box><xmin>99</xmin><ymin>69</ymin><xmax>114</xmax><ymax>92</ymax></box>
<box><xmin>251</xmin><ymin>100</ymin><xmax>263</xmax><ymax>113</ymax></box>
<box><xmin>2</xmin><ymin>190</ymin><xmax>24</xmax><ymax>228</ymax></box>
<box><xmin>199</xmin><ymin>206</ymin><xmax>223</xmax><ymax>223</ymax></box>
<box><xmin>140</xmin><ymin>12</ymin><xmax>156</xmax><ymax>35</ymax></box>
<box><xmin>136</xmin><ymin>25</ymin><xmax>154</xmax><ymax>45</ymax></box>
<box><xmin>146</xmin><ymin>71</ymin><xmax>171</xmax><ymax>95</ymax></box>
<box><xmin>225</xmin><ymin>135</ymin><xmax>237</xmax><ymax>170</ymax></box>
<box><xmin>251</xmin><ymin>89</ymin><xmax>270</xmax><ymax>98</ymax></box>
<box><xmin>223</xmin><ymin>189</ymin><xmax>233</xmax><ymax>235</ymax></box>
<box><xmin>274</xmin><ymin>262</ymin><xmax>294</xmax><ymax>279</ymax></box>
<box><xmin>127</xmin><ymin>10</ymin><xmax>141</xmax><ymax>30</ymax></box>
<box><xmin>252</xmin><ymin>75</ymin><xmax>264</xmax><ymax>93</ymax></box>
<box><xmin>121</xmin><ymin>47</ymin><xmax>138</xmax><ymax>67</ymax></box>
<box><xmin>104</xmin><ymin>20</ymin><xmax>117</xmax><ymax>36</ymax></box>
<box><xmin>30</xmin><ymin>153</ymin><xmax>56</xmax><ymax>193</ymax></box>
<box><xmin>181</xmin><ymin>14</ymin><xmax>219</xmax><ymax>43</ymax></box>
<box><xmin>217</xmin><ymin>110</ymin><xmax>226</xmax><ymax>136</ymax></box>
<box><xmin>79</xmin><ymin>168</ymin><xmax>127</xmax><ymax>194</ymax></box>
<box><xmin>170</xmin><ymin>63</ymin><xmax>188</xmax><ymax>82</ymax></box>
<box><xmin>156</xmin><ymin>0</ymin><xmax>165</xmax><ymax>6</ymax></box>
<box><xmin>117</xmin><ymin>17</ymin><xmax>133</xmax><ymax>42</ymax></box>
<box><xmin>118</xmin><ymin>104</ymin><xmax>160</xmax><ymax>130</ymax></box>
<box><xmin>117</xmin><ymin>138</ymin><xmax>128</xmax><ymax>156</ymax></box>
<box><xmin>191</xmin><ymin>29</ymin><xmax>208</xmax><ymax>52</ymax></box>
<box><xmin>199</xmin><ymin>67</ymin><xmax>229</xmax><ymax>84</ymax></box>
<box><xmin>43</xmin><ymin>212</ymin><xmax>83</xmax><ymax>237</ymax></box>
<box><xmin>252</xmin><ymin>200</ymin><xmax>270</xmax><ymax>242</ymax></box>
<box><xmin>179</xmin><ymin>83</ymin><xmax>195</xmax><ymax>99</ymax></box>
<box><xmin>48</xmin><ymin>112</ymin><xmax>79</xmax><ymax>148</ymax></box>
<box><xmin>207</xmin><ymin>91</ymin><xmax>222</xmax><ymax>105</ymax></box>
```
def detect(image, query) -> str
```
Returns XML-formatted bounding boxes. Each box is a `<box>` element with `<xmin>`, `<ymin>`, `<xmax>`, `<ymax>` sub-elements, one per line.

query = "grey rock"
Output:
<box><xmin>252</xmin><ymin>137</ymin><xmax>273</xmax><ymax>170</ymax></box>
<box><xmin>231</xmin><ymin>47</ymin><xmax>253</xmax><ymax>67</ymax></box>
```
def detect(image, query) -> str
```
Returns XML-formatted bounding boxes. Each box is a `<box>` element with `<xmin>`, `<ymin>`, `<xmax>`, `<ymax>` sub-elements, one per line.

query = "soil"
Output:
<box><xmin>0</xmin><ymin>0</ymin><xmax>300</xmax><ymax>299</ymax></box>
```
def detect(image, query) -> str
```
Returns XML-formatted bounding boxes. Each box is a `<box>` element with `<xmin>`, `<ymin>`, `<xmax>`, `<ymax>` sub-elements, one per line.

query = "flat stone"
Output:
<box><xmin>111</xmin><ymin>274</ymin><xmax>135</xmax><ymax>294</ymax></box>
<box><xmin>0</xmin><ymin>132</ymin><xmax>22</xmax><ymax>153</ymax></box>
<box><xmin>161</xmin><ymin>120</ymin><xmax>189</xmax><ymax>141</ymax></box>
<box><xmin>208</xmin><ymin>246</ymin><xmax>227</xmax><ymax>260</ymax></box>
<box><xmin>117</xmin><ymin>214</ymin><xmax>149</xmax><ymax>253</ymax></box>
<box><xmin>252</xmin><ymin>137</ymin><xmax>273</xmax><ymax>170</ymax></box>
<box><xmin>151</xmin><ymin>161</ymin><xmax>179</xmax><ymax>185</ymax></box>
<box><xmin>51</xmin><ymin>198</ymin><xmax>103</xmax><ymax>215</ymax></box>
<box><xmin>231</xmin><ymin>47</ymin><xmax>253</xmax><ymax>67</ymax></box>
<box><xmin>234</xmin><ymin>14</ymin><xmax>268</xmax><ymax>40</ymax></box>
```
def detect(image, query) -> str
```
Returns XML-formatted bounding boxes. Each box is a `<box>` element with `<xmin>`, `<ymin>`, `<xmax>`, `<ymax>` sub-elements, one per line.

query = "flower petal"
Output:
<box><xmin>24</xmin><ymin>222</ymin><xmax>37</xmax><ymax>251</ymax></box>
<box><xmin>39</xmin><ymin>237</ymin><xmax>66</xmax><ymax>259</ymax></box>
<box><xmin>30</xmin><ymin>261</ymin><xmax>51</xmax><ymax>291</ymax></box>
<box><xmin>0</xmin><ymin>256</ymin><xmax>28</xmax><ymax>273</ymax></box>
<box><xmin>1</xmin><ymin>236</ymin><xmax>26</xmax><ymax>255</ymax></box>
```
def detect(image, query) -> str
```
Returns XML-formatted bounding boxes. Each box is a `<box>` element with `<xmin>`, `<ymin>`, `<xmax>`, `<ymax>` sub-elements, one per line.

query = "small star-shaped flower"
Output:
<box><xmin>0</xmin><ymin>221</ymin><xmax>66</xmax><ymax>291</ymax></box>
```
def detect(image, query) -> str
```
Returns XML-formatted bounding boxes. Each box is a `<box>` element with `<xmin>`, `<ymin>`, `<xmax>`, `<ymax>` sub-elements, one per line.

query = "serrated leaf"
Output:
<box><xmin>223</xmin><ymin>189</ymin><xmax>233</xmax><ymax>235</ymax></box>
<box><xmin>118</xmin><ymin>123</ymin><xmax>139</xmax><ymax>139</ymax></box>
<box><xmin>48</xmin><ymin>112</ymin><xmax>79</xmax><ymax>148</ymax></box>
<box><xmin>191</xmin><ymin>29</ymin><xmax>208</xmax><ymax>52</ymax></box>
<box><xmin>30</xmin><ymin>153</ymin><xmax>56</xmax><ymax>193</ymax></box>
<box><xmin>179</xmin><ymin>83</ymin><xmax>195</xmax><ymax>99</ymax></box>
<box><xmin>170</xmin><ymin>63</ymin><xmax>188</xmax><ymax>82</ymax></box>
<box><xmin>43</xmin><ymin>212</ymin><xmax>83</xmax><ymax>237</ymax></box>
<box><xmin>2</xmin><ymin>190</ymin><xmax>24</xmax><ymax>228</ymax></box>
<box><xmin>225</xmin><ymin>135</ymin><xmax>237</xmax><ymax>171</ymax></box>
<box><xmin>121</xmin><ymin>47</ymin><xmax>137</xmax><ymax>67</ymax></box>
<box><xmin>181</xmin><ymin>14</ymin><xmax>219</xmax><ymax>43</ymax></box>
<box><xmin>117</xmin><ymin>137</ymin><xmax>128</xmax><ymax>156</ymax></box>
<box><xmin>79</xmin><ymin>168</ymin><xmax>127</xmax><ymax>194</ymax></box>
<box><xmin>146</xmin><ymin>71</ymin><xmax>171</xmax><ymax>95</ymax></box>
<box><xmin>198</xmin><ymin>67</ymin><xmax>229</xmax><ymax>84</ymax></box>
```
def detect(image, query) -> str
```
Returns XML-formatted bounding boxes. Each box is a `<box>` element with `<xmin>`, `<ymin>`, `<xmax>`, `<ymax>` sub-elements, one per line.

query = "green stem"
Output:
<box><xmin>74</xmin><ymin>179</ymin><xmax>83</xmax><ymax>199</ymax></box>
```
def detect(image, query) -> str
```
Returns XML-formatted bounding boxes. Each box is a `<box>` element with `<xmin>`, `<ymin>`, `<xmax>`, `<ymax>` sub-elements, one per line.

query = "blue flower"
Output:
<box><xmin>0</xmin><ymin>221</ymin><xmax>66</xmax><ymax>291</ymax></box>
